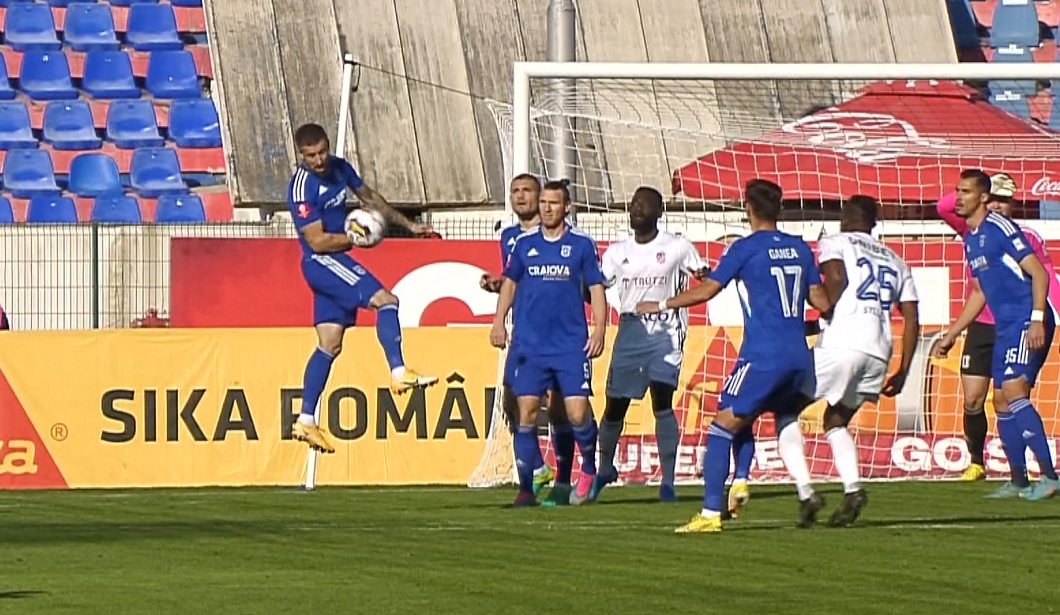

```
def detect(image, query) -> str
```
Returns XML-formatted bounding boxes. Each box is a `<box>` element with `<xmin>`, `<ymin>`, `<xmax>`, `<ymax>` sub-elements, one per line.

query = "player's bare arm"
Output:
<box><xmin>586</xmin><ymin>283</ymin><xmax>607</xmax><ymax>358</ymax></box>
<box><xmin>819</xmin><ymin>259</ymin><xmax>847</xmax><ymax>312</ymax></box>
<box><xmin>636</xmin><ymin>278</ymin><xmax>722</xmax><ymax>315</ymax></box>
<box><xmin>490</xmin><ymin>277</ymin><xmax>516</xmax><ymax>349</ymax></box>
<box><xmin>933</xmin><ymin>282</ymin><xmax>987</xmax><ymax>358</ymax></box>
<box><xmin>300</xmin><ymin>219</ymin><xmax>354</xmax><ymax>254</ymax></box>
<box><xmin>1018</xmin><ymin>252</ymin><xmax>1050</xmax><ymax>350</ymax></box>
<box><xmin>690</xmin><ymin>266</ymin><xmax>711</xmax><ymax>281</ymax></box>
<box><xmin>354</xmin><ymin>183</ymin><xmax>432</xmax><ymax>236</ymax></box>
<box><xmin>807</xmin><ymin>283</ymin><xmax>832</xmax><ymax>315</ymax></box>
<box><xmin>882</xmin><ymin>300</ymin><xmax>920</xmax><ymax>397</ymax></box>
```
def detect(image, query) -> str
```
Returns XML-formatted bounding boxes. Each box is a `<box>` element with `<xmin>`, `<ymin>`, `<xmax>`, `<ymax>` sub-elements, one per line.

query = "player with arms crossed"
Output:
<box><xmin>933</xmin><ymin>170</ymin><xmax>1058</xmax><ymax>499</ymax></box>
<box><xmin>638</xmin><ymin>179</ymin><xmax>831</xmax><ymax>533</ymax></box>
<box><xmin>587</xmin><ymin>186</ymin><xmax>708</xmax><ymax>504</ymax></box>
<box><xmin>490</xmin><ymin>181</ymin><xmax>608</xmax><ymax>507</ymax></box>
<box><xmin>287</xmin><ymin>123</ymin><xmax>437</xmax><ymax>454</ymax></box>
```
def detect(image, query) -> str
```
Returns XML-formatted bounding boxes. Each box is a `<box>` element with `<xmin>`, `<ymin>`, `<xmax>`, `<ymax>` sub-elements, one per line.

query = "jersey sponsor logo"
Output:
<box><xmin>968</xmin><ymin>255</ymin><xmax>988</xmax><ymax>271</ymax></box>
<box><xmin>527</xmin><ymin>264</ymin><xmax>571</xmax><ymax>279</ymax></box>
<box><xmin>621</xmin><ymin>275</ymin><xmax>668</xmax><ymax>289</ymax></box>
<box><xmin>322</xmin><ymin>190</ymin><xmax>346</xmax><ymax>210</ymax></box>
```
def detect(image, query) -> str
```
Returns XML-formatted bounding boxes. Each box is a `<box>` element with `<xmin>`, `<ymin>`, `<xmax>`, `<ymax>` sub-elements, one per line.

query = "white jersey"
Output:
<box><xmin>816</xmin><ymin>231</ymin><xmax>918</xmax><ymax>362</ymax></box>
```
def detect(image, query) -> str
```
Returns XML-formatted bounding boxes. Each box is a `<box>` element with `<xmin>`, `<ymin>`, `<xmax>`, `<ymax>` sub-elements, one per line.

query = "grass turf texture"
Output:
<box><xmin>1</xmin><ymin>482</ymin><xmax>1059</xmax><ymax>614</ymax></box>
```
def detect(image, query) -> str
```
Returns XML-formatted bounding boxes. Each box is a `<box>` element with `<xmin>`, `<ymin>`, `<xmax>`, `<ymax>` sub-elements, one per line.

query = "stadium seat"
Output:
<box><xmin>4</xmin><ymin>150</ymin><xmax>59</xmax><ymax>198</ymax></box>
<box><xmin>82</xmin><ymin>51</ymin><xmax>140</xmax><ymax>99</ymax></box>
<box><xmin>170</xmin><ymin>0</ymin><xmax>203</xmax><ymax>6</ymax></box>
<box><xmin>988</xmin><ymin>46</ymin><xmax>1036</xmax><ymax>95</ymax></box>
<box><xmin>145</xmin><ymin>51</ymin><xmax>201</xmax><ymax>99</ymax></box>
<box><xmin>989</xmin><ymin>0</ymin><xmax>1041</xmax><ymax>47</ymax></box>
<box><xmin>26</xmin><ymin>195</ymin><xmax>76</xmax><ymax>223</ymax></box>
<box><xmin>126</xmin><ymin>4</ymin><xmax>182</xmax><ymax>51</ymax></box>
<box><xmin>0</xmin><ymin>55</ymin><xmax>14</xmax><ymax>101</ymax></box>
<box><xmin>68</xmin><ymin>152</ymin><xmax>122</xmax><ymax>197</ymax></box>
<box><xmin>0</xmin><ymin>197</ymin><xmax>13</xmax><ymax>223</ymax></box>
<box><xmin>106</xmin><ymin>100</ymin><xmax>164</xmax><ymax>149</ymax></box>
<box><xmin>155</xmin><ymin>194</ymin><xmax>205</xmax><ymax>223</ymax></box>
<box><xmin>19</xmin><ymin>51</ymin><xmax>78</xmax><ymax>101</ymax></box>
<box><xmin>949</xmin><ymin>0</ymin><xmax>983</xmax><ymax>49</ymax></box>
<box><xmin>131</xmin><ymin>147</ymin><xmax>186</xmax><ymax>197</ymax></box>
<box><xmin>43</xmin><ymin>101</ymin><xmax>103</xmax><ymax>150</ymax></box>
<box><xmin>91</xmin><ymin>194</ymin><xmax>140</xmax><ymax>223</ymax></box>
<box><xmin>169</xmin><ymin>99</ymin><xmax>221</xmax><ymax>148</ymax></box>
<box><xmin>1048</xmin><ymin>93</ymin><xmax>1060</xmax><ymax>130</ymax></box>
<box><xmin>0</xmin><ymin>0</ymin><xmax>36</xmax><ymax>5</ymax></box>
<box><xmin>4</xmin><ymin>3</ymin><xmax>61</xmax><ymax>52</ymax></box>
<box><xmin>45</xmin><ymin>0</ymin><xmax>84</xmax><ymax>6</ymax></box>
<box><xmin>990</xmin><ymin>91</ymin><xmax>1033</xmax><ymax>119</ymax></box>
<box><xmin>0</xmin><ymin>102</ymin><xmax>39</xmax><ymax>149</ymax></box>
<box><xmin>63</xmin><ymin>3</ymin><xmax>120</xmax><ymax>53</ymax></box>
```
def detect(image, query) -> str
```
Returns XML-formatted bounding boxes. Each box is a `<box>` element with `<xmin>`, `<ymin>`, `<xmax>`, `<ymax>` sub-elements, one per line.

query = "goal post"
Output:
<box><xmin>468</xmin><ymin>61</ymin><xmax>1060</xmax><ymax>489</ymax></box>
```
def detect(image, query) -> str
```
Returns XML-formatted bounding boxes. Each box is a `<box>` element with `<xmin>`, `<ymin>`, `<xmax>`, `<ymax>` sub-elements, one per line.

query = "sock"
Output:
<box><xmin>552</xmin><ymin>422</ymin><xmax>575</xmax><ymax>484</ymax></box>
<box><xmin>825</xmin><ymin>426</ymin><xmax>862</xmax><ymax>493</ymax></box>
<box><xmin>513</xmin><ymin>426</ymin><xmax>540</xmax><ymax>494</ymax></box>
<box><xmin>963</xmin><ymin>409</ymin><xmax>988</xmax><ymax>466</ymax></box>
<box><xmin>298</xmin><ymin>348</ymin><xmax>335</xmax><ymax>425</ymax></box>
<box><xmin>375</xmin><ymin>305</ymin><xmax>405</xmax><ymax>372</ymax></box>
<box><xmin>1010</xmin><ymin>398</ymin><xmax>1059</xmax><ymax>481</ymax></box>
<box><xmin>701</xmin><ymin>423</ymin><xmax>734</xmax><ymax>516</ymax></box>
<box><xmin>571</xmin><ymin>417</ymin><xmax>599</xmax><ymax>476</ymax></box>
<box><xmin>654</xmin><ymin>409</ymin><xmax>680</xmax><ymax>488</ymax></box>
<box><xmin>598</xmin><ymin>419</ymin><xmax>623</xmax><ymax>477</ymax></box>
<box><xmin>778</xmin><ymin>421</ymin><xmax>815</xmax><ymax>500</ymax></box>
<box><xmin>995</xmin><ymin>412</ymin><xmax>1030</xmax><ymax>488</ymax></box>
<box><xmin>732</xmin><ymin>426</ymin><xmax>755</xmax><ymax>481</ymax></box>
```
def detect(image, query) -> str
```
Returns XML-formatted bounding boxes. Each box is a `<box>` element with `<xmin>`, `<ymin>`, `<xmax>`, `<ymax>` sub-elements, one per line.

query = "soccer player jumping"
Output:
<box><xmin>588</xmin><ymin>186</ymin><xmax>709</xmax><ymax>504</ymax></box>
<box><xmin>286</xmin><ymin>123</ymin><xmax>438</xmax><ymax>454</ymax></box>
<box><xmin>638</xmin><ymin>180</ymin><xmax>831</xmax><ymax>533</ymax></box>
<box><xmin>933</xmin><ymin>170</ymin><xmax>1059</xmax><ymax>500</ymax></box>
<box><xmin>490</xmin><ymin>181</ymin><xmax>608</xmax><ymax>507</ymax></box>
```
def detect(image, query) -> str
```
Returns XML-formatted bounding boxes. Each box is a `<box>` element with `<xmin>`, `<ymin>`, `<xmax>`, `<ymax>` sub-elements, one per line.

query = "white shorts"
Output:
<box><xmin>804</xmin><ymin>347</ymin><xmax>889</xmax><ymax>409</ymax></box>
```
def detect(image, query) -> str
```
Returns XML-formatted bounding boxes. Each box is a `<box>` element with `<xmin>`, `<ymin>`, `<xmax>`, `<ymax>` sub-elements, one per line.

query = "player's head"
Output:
<box><xmin>955</xmin><ymin>169</ymin><xmax>992</xmax><ymax>219</ymax></box>
<box><xmin>540</xmin><ymin>179</ymin><xmax>571</xmax><ymax>229</ymax></box>
<box><xmin>840</xmin><ymin>195</ymin><xmax>878</xmax><ymax>233</ymax></box>
<box><xmin>986</xmin><ymin>173</ymin><xmax>1017</xmax><ymax>218</ymax></box>
<box><xmin>509</xmin><ymin>173</ymin><xmax>541</xmax><ymax>221</ymax></box>
<box><xmin>628</xmin><ymin>186</ymin><xmax>664</xmax><ymax>234</ymax></box>
<box><xmin>295</xmin><ymin>123</ymin><xmax>331</xmax><ymax>176</ymax></box>
<box><xmin>744</xmin><ymin>179</ymin><xmax>782</xmax><ymax>226</ymax></box>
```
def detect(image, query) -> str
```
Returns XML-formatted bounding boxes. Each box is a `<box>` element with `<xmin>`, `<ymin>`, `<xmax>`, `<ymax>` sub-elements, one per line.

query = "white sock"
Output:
<box><xmin>700</xmin><ymin>508</ymin><xmax>721</xmax><ymax>519</ymax></box>
<box><xmin>391</xmin><ymin>366</ymin><xmax>406</xmax><ymax>379</ymax></box>
<box><xmin>778</xmin><ymin>421</ymin><xmax>815</xmax><ymax>500</ymax></box>
<box><xmin>732</xmin><ymin>478</ymin><xmax>747</xmax><ymax>488</ymax></box>
<box><xmin>533</xmin><ymin>465</ymin><xmax>550</xmax><ymax>478</ymax></box>
<box><xmin>826</xmin><ymin>427</ymin><xmax>862</xmax><ymax>493</ymax></box>
<box><xmin>297</xmin><ymin>413</ymin><xmax>316</xmax><ymax>427</ymax></box>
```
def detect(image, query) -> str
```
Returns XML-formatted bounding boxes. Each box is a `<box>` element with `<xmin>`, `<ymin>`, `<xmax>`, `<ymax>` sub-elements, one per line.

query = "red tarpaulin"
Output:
<box><xmin>672</xmin><ymin>80</ymin><xmax>1060</xmax><ymax>203</ymax></box>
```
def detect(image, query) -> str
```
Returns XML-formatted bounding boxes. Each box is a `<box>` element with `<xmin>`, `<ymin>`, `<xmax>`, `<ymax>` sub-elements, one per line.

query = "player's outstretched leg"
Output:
<box><xmin>822</xmin><ymin>404</ymin><xmax>868</xmax><ymax>527</ymax></box>
<box><xmin>368</xmin><ymin>292</ymin><xmax>438</xmax><ymax>395</ymax></box>
<box><xmin>292</xmin><ymin>326</ymin><xmax>342</xmax><ymax>454</ymax></box>
<box><xmin>650</xmin><ymin>382</ymin><xmax>680</xmax><ymax>503</ymax></box>
<box><xmin>728</xmin><ymin>427</ymin><xmax>755</xmax><ymax>518</ymax></box>
<box><xmin>589</xmin><ymin>396</ymin><xmax>629</xmax><ymax>502</ymax></box>
<box><xmin>776</xmin><ymin>411</ymin><xmax>823</xmax><ymax>528</ymax></box>
<box><xmin>1008</xmin><ymin>397</ymin><xmax>1059</xmax><ymax>500</ymax></box>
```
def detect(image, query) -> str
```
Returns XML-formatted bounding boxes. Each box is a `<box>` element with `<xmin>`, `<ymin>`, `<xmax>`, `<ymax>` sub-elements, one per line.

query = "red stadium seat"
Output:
<box><xmin>1037</xmin><ymin>0</ymin><xmax>1060</xmax><ymax>28</ymax></box>
<box><xmin>971</xmin><ymin>0</ymin><xmax>998</xmax><ymax>28</ymax></box>
<box><xmin>1029</xmin><ymin>90</ymin><xmax>1053</xmax><ymax>124</ymax></box>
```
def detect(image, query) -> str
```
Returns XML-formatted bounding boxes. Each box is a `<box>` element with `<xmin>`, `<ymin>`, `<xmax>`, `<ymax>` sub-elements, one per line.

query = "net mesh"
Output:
<box><xmin>468</xmin><ymin>75</ymin><xmax>1060</xmax><ymax>489</ymax></box>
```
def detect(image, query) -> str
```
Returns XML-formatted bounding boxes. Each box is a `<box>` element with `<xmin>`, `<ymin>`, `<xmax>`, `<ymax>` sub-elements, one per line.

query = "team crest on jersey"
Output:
<box><xmin>656</xmin><ymin>251</ymin><xmax>666</xmax><ymax>264</ymax></box>
<box><xmin>296</xmin><ymin>203</ymin><xmax>310</xmax><ymax>219</ymax></box>
<box><xmin>561</xmin><ymin>245</ymin><xmax>572</xmax><ymax>258</ymax></box>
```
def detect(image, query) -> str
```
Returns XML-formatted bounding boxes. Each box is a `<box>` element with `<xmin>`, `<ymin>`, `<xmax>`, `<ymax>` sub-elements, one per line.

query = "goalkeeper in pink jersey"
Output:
<box><xmin>935</xmin><ymin>173</ymin><xmax>1060</xmax><ymax>481</ymax></box>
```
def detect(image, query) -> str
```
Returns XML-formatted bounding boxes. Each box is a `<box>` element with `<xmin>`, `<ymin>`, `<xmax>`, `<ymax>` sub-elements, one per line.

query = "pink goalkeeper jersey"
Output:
<box><xmin>937</xmin><ymin>193</ymin><xmax>1060</xmax><ymax>325</ymax></box>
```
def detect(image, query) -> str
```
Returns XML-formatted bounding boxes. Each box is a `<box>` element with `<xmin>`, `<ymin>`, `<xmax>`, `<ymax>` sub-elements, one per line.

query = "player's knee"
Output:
<box><xmin>649</xmin><ymin>383</ymin><xmax>676</xmax><ymax>414</ymax></box>
<box><xmin>369</xmin><ymin>289</ymin><xmax>399</xmax><ymax>309</ymax></box>
<box><xmin>546</xmin><ymin>393</ymin><xmax>569</xmax><ymax>423</ymax></box>
<box><xmin>603</xmin><ymin>397</ymin><xmax>631</xmax><ymax>423</ymax></box>
<box><xmin>319</xmin><ymin>341</ymin><xmax>342</xmax><ymax>357</ymax></box>
<box><xmin>822</xmin><ymin>405</ymin><xmax>853</xmax><ymax>431</ymax></box>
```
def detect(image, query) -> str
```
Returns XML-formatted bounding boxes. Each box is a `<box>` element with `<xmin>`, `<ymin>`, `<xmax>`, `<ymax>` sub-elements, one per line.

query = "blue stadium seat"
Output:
<box><xmin>0</xmin><ymin>55</ymin><xmax>15</xmax><ymax>101</ymax></box>
<box><xmin>46</xmin><ymin>0</ymin><xmax>89</xmax><ymax>7</ymax></box>
<box><xmin>170</xmin><ymin>0</ymin><xmax>202</xmax><ymax>6</ymax></box>
<box><xmin>131</xmin><ymin>147</ymin><xmax>187</xmax><ymax>197</ymax></box>
<box><xmin>68</xmin><ymin>152</ymin><xmax>122</xmax><ymax>197</ymax></box>
<box><xmin>0</xmin><ymin>197</ymin><xmax>13</xmax><ymax>224</ymax></box>
<box><xmin>91</xmin><ymin>194</ymin><xmax>140</xmax><ymax>223</ymax></box>
<box><xmin>4</xmin><ymin>3</ymin><xmax>61</xmax><ymax>52</ymax></box>
<box><xmin>0</xmin><ymin>0</ymin><xmax>35</xmax><ymax>6</ymax></box>
<box><xmin>43</xmin><ymin>101</ymin><xmax>103</xmax><ymax>150</ymax></box>
<box><xmin>63</xmin><ymin>3</ymin><xmax>120</xmax><ymax>53</ymax></box>
<box><xmin>106</xmin><ymin>100</ymin><xmax>164</xmax><ymax>149</ymax></box>
<box><xmin>3</xmin><ymin>150</ymin><xmax>59</xmax><ymax>198</ymax></box>
<box><xmin>949</xmin><ymin>0</ymin><xmax>982</xmax><ymax>49</ymax></box>
<box><xmin>19</xmin><ymin>52</ymin><xmax>77</xmax><ymax>101</ymax></box>
<box><xmin>126</xmin><ymin>4</ymin><xmax>182</xmax><ymax>51</ymax></box>
<box><xmin>990</xmin><ymin>92</ymin><xmax>1032</xmax><ymax>120</ymax></box>
<box><xmin>155</xmin><ymin>194</ymin><xmax>205</xmax><ymax>223</ymax></box>
<box><xmin>26</xmin><ymin>195</ymin><xmax>76</xmax><ymax>223</ymax></box>
<box><xmin>169</xmin><ymin>99</ymin><xmax>221</xmax><ymax>148</ymax></box>
<box><xmin>988</xmin><ymin>46</ymin><xmax>1036</xmax><ymax>96</ymax></box>
<box><xmin>0</xmin><ymin>102</ymin><xmax>39</xmax><ymax>149</ymax></box>
<box><xmin>145</xmin><ymin>51</ymin><xmax>200</xmax><ymax>99</ymax></box>
<box><xmin>989</xmin><ymin>1</ymin><xmax>1041</xmax><ymax>48</ymax></box>
<box><xmin>108</xmin><ymin>0</ymin><xmax>158</xmax><ymax>6</ymax></box>
<box><xmin>82</xmin><ymin>51</ymin><xmax>140</xmax><ymax>99</ymax></box>
<box><xmin>1048</xmin><ymin>94</ymin><xmax>1060</xmax><ymax>131</ymax></box>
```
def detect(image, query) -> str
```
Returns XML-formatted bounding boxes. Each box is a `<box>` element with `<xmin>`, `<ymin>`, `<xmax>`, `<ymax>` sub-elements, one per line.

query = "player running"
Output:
<box><xmin>933</xmin><ymin>169</ymin><xmax>1059</xmax><ymax>500</ymax></box>
<box><xmin>287</xmin><ymin>123</ymin><xmax>438</xmax><ymax>454</ymax></box>
<box><xmin>638</xmin><ymin>179</ymin><xmax>831</xmax><ymax>533</ymax></box>
<box><xmin>490</xmin><ymin>180</ymin><xmax>608</xmax><ymax>507</ymax></box>
<box><xmin>587</xmin><ymin>186</ymin><xmax>708</xmax><ymax>504</ymax></box>
<box><xmin>777</xmin><ymin>196</ymin><xmax>920</xmax><ymax>527</ymax></box>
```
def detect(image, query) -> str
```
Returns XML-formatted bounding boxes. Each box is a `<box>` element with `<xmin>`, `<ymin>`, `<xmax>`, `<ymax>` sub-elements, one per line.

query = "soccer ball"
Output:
<box><xmin>345</xmin><ymin>208</ymin><xmax>386</xmax><ymax>248</ymax></box>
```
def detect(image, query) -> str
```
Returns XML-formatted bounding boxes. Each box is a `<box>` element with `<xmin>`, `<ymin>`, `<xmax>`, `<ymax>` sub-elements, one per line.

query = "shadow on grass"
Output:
<box><xmin>0</xmin><ymin>590</ymin><xmax>47</xmax><ymax>600</ymax></box>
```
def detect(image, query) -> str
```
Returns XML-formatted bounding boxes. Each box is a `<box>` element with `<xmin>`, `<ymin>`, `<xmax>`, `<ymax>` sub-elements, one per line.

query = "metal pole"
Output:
<box><xmin>545</xmin><ymin>0</ymin><xmax>577</xmax><ymax>198</ymax></box>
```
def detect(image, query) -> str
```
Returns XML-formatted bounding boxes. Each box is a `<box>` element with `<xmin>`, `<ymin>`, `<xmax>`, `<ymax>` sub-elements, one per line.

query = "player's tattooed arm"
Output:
<box><xmin>354</xmin><ymin>184</ymin><xmax>432</xmax><ymax>236</ymax></box>
<box><xmin>932</xmin><ymin>282</ymin><xmax>986</xmax><ymax>358</ymax></box>
<box><xmin>301</xmin><ymin>220</ymin><xmax>353</xmax><ymax>254</ymax></box>
<box><xmin>489</xmin><ymin>278</ymin><xmax>516</xmax><ymax>349</ymax></box>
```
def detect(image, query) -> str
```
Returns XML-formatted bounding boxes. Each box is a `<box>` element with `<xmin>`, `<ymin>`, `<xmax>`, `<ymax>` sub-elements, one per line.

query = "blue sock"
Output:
<box><xmin>1010</xmin><ymin>398</ymin><xmax>1058</xmax><ymax>481</ymax></box>
<box><xmin>732</xmin><ymin>426</ymin><xmax>755</xmax><ymax>480</ymax></box>
<box><xmin>702</xmin><ymin>423</ymin><xmax>735</xmax><ymax>513</ymax></box>
<box><xmin>514</xmin><ymin>426</ymin><xmax>539</xmax><ymax>494</ymax></box>
<box><xmin>300</xmin><ymin>348</ymin><xmax>335</xmax><ymax>418</ymax></box>
<box><xmin>375</xmin><ymin>305</ymin><xmax>405</xmax><ymax>371</ymax></box>
<box><xmin>572</xmin><ymin>417</ymin><xmax>598</xmax><ymax>475</ymax></box>
<box><xmin>996</xmin><ymin>411</ymin><xmax>1030</xmax><ymax>488</ymax></box>
<box><xmin>552</xmin><ymin>423</ymin><xmax>575</xmax><ymax>484</ymax></box>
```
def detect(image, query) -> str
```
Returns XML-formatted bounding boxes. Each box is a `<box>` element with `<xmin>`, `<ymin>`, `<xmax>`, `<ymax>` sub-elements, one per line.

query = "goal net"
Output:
<box><xmin>467</xmin><ymin>62</ymin><xmax>1060</xmax><ymax>489</ymax></box>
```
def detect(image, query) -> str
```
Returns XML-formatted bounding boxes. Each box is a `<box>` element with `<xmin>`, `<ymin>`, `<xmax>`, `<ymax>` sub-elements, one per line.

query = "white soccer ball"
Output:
<box><xmin>345</xmin><ymin>208</ymin><xmax>386</xmax><ymax>248</ymax></box>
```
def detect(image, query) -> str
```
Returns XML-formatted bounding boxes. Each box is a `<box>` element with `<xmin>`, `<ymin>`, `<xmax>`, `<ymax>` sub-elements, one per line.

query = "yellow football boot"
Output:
<box><xmin>292</xmin><ymin>423</ymin><xmax>335</xmax><ymax>454</ymax></box>
<box><xmin>675</xmin><ymin>513</ymin><xmax>723</xmax><ymax>534</ymax></box>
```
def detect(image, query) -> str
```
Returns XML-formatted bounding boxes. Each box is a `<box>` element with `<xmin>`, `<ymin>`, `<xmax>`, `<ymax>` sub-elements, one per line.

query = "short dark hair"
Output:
<box><xmin>542</xmin><ymin>179</ymin><xmax>571</xmax><ymax>203</ymax></box>
<box><xmin>959</xmin><ymin>168</ymin><xmax>992</xmax><ymax>193</ymax></box>
<box><xmin>843</xmin><ymin>195</ymin><xmax>879</xmax><ymax>229</ymax></box>
<box><xmin>294</xmin><ymin>123</ymin><xmax>329</xmax><ymax>148</ymax></box>
<box><xmin>744</xmin><ymin>179</ymin><xmax>783</xmax><ymax>222</ymax></box>
<box><xmin>633</xmin><ymin>186</ymin><xmax>664</xmax><ymax>213</ymax></box>
<box><xmin>511</xmin><ymin>173</ymin><xmax>541</xmax><ymax>189</ymax></box>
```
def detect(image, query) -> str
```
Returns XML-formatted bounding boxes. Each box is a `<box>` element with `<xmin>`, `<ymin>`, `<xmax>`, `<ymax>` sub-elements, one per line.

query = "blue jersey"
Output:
<box><xmin>965</xmin><ymin>212</ymin><xmax>1037</xmax><ymax>331</ymax></box>
<box><xmin>708</xmin><ymin>230</ymin><xmax>820</xmax><ymax>368</ymax></box>
<box><xmin>500</xmin><ymin>223</ymin><xmax>533</xmax><ymax>351</ymax></box>
<box><xmin>503</xmin><ymin>226</ymin><xmax>605</xmax><ymax>356</ymax></box>
<box><xmin>287</xmin><ymin>157</ymin><xmax>364</xmax><ymax>258</ymax></box>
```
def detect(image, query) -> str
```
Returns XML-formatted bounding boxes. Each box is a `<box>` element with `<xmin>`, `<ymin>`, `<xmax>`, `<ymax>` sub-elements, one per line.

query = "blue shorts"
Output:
<box><xmin>718</xmin><ymin>358</ymin><xmax>813</xmax><ymax>419</ymax></box>
<box><xmin>512</xmin><ymin>352</ymin><xmax>592</xmax><ymax>399</ymax></box>
<box><xmin>606</xmin><ymin>315</ymin><xmax>681</xmax><ymax>399</ymax></box>
<box><xmin>992</xmin><ymin>317</ymin><xmax>1055</xmax><ymax>387</ymax></box>
<box><xmin>503</xmin><ymin>346</ymin><xmax>523</xmax><ymax>388</ymax></box>
<box><xmin>301</xmin><ymin>253</ymin><xmax>385</xmax><ymax>327</ymax></box>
